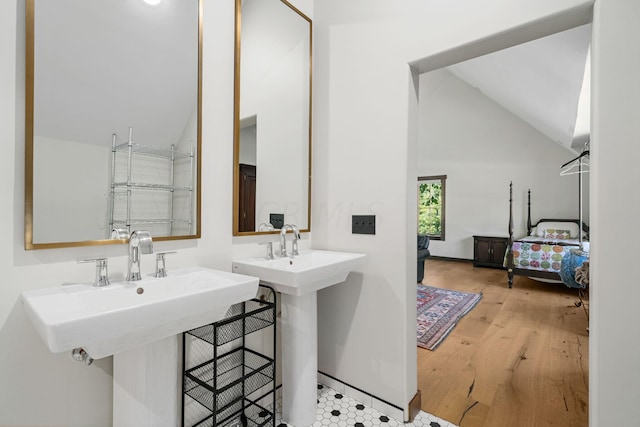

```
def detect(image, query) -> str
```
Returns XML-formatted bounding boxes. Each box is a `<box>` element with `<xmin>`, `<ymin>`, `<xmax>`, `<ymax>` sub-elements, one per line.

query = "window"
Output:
<box><xmin>418</xmin><ymin>175</ymin><xmax>446</xmax><ymax>240</ymax></box>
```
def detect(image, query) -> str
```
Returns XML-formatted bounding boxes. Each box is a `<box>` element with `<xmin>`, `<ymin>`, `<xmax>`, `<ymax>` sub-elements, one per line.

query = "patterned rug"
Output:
<box><xmin>417</xmin><ymin>284</ymin><xmax>482</xmax><ymax>350</ymax></box>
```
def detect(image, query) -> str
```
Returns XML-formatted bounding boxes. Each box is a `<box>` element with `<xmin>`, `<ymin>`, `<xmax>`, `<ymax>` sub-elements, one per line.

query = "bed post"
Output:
<box><xmin>527</xmin><ymin>189</ymin><xmax>532</xmax><ymax>236</ymax></box>
<box><xmin>507</xmin><ymin>182</ymin><xmax>514</xmax><ymax>288</ymax></box>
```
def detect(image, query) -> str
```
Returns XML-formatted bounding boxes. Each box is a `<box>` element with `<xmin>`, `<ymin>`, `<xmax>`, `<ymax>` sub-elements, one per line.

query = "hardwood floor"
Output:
<box><xmin>418</xmin><ymin>259</ymin><xmax>588</xmax><ymax>427</ymax></box>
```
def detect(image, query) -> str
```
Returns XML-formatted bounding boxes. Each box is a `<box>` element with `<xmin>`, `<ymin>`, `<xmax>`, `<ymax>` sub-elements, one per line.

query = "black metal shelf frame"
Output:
<box><xmin>182</xmin><ymin>285</ymin><xmax>276</xmax><ymax>427</ymax></box>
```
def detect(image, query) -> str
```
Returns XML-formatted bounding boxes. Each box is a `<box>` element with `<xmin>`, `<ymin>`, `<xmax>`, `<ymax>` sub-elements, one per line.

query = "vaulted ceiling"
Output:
<box><xmin>34</xmin><ymin>0</ymin><xmax>198</xmax><ymax>148</ymax></box>
<box><xmin>447</xmin><ymin>24</ymin><xmax>591</xmax><ymax>153</ymax></box>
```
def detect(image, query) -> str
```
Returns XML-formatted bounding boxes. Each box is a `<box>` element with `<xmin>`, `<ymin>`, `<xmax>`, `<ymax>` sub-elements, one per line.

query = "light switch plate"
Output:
<box><xmin>270</xmin><ymin>213</ymin><xmax>284</xmax><ymax>229</ymax></box>
<box><xmin>352</xmin><ymin>215</ymin><xmax>375</xmax><ymax>235</ymax></box>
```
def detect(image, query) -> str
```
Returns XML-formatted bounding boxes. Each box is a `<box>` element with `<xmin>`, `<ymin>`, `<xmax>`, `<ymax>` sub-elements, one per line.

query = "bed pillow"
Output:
<box><xmin>542</xmin><ymin>229</ymin><xmax>572</xmax><ymax>240</ymax></box>
<box><xmin>535</xmin><ymin>221</ymin><xmax>582</xmax><ymax>239</ymax></box>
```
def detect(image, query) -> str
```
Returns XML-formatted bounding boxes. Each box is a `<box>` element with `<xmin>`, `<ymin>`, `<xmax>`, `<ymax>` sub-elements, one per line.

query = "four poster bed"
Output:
<box><xmin>504</xmin><ymin>183</ymin><xmax>589</xmax><ymax>288</ymax></box>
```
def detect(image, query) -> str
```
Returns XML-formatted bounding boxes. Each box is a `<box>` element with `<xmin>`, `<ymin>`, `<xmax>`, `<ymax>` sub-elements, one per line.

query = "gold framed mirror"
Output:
<box><xmin>25</xmin><ymin>0</ymin><xmax>202</xmax><ymax>249</ymax></box>
<box><xmin>232</xmin><ymin>0</ymin><xmax>312</xmax><ymax>236</ymax></box>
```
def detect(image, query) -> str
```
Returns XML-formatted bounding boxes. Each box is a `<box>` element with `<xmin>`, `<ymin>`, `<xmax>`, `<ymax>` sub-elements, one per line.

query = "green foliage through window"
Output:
<box><xmin>418</xmin><ymin>176</ymin><xmax>446</xmax><ymax>239</ymax></box>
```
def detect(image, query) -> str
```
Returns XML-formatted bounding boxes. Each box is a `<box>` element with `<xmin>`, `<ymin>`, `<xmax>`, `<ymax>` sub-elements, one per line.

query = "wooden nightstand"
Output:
<box><xmin>473</xmin><ymin>235</ymin><xmax>508</xmax><ymax>269</ymax></box>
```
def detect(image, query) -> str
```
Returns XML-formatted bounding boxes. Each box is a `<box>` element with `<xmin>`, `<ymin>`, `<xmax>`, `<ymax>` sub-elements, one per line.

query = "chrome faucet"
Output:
<box><xmin>127</xmin><ymin>230</ymin><xmax>153</xmax><ymax>281</ymax></box>
<box><xmin>279</xmin><ymin>224</ymin><xmax>300</xmax><ymax>257</ymax></box>
<box><xmin>258</xmin><ymin>222</ymin><xmax>276</xmax><ymax>259</ymax></box>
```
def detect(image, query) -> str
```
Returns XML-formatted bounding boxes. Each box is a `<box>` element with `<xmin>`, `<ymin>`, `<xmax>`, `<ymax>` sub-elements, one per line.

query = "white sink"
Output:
<box><xmin>232</xmin><ymin>249</ymin><xmax>365</xmax><ymax>427</ymax></box>
<box><xmin>231</xmin><ymin>249</ymin><xmax>365</xmax><ymax>296</ymax></box>
<box><xmin>21</xmin><ymin>266</ymin><xmax>258</xmax><ymax>359</ymax></box>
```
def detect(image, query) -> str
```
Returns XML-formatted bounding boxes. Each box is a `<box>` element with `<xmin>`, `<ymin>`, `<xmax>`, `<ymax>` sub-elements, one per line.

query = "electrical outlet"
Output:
<box><xmin>352</xmin><ymin>215</ymin><xmax>375</xmax><ymax>235</ymax></box>
<box><xmin>270</xmin><ymin>213</ymin><xmax>284</xmax><ymax>229</ymax></box>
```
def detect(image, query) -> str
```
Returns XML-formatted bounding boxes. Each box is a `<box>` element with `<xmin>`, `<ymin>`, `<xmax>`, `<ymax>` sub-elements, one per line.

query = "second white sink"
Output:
<box><xmin>231</xmin><ymin>249</ymin><xmax>365</xmax><ymax>296</ymax></box>
<box><xmin>232</xmin><ymin>249</ymin><xmax>365</xmax><ymax>427</ymax></box>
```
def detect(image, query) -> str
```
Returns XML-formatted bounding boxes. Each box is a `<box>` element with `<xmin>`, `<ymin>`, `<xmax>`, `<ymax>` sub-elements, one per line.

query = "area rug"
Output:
<box><xmin>417</xmin><ymin>284</ymin><xmax>482</xmax><ymax>350</ymax></box>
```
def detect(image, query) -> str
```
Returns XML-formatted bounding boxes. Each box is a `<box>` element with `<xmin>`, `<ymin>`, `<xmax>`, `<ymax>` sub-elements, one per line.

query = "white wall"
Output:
<box><xmin>419</xmin><ymin>69</ymin><xmax>586</xmax><ymax>259</ymax></box>
<box><xmin>34</xmin><ymin>136</ymin><xmax>111</xmax><ymax>242</ymax></box>
<box><xmin>591</xmin><ymin>1</ymin><xmax>640</xmax><ymax>425</ymax></box>
<box><xmin>238</xmin><ymin>123</ymin><xmax>257</xmax><ymax>166</ymax></box>
<box><xmin>313</xmin><ymin>0</ymin><xmax>593</xmax><ymax>417</ymax></box>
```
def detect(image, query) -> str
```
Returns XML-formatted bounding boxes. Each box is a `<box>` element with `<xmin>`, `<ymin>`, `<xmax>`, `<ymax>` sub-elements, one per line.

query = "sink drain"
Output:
<box><xmin>136</xmin><ymin>287</ymin><xmax>144</xmax><ymax>294</ymax></box>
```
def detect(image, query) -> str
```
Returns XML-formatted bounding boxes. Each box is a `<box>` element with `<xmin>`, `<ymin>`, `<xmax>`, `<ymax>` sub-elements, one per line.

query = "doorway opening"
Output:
<box><xmin>412</xmin><ymin>15</ymin><xmax>591</xmax><ymax>426</ymax></box>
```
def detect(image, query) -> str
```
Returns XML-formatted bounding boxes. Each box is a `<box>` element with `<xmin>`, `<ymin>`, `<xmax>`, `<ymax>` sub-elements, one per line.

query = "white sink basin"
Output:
<box><xmin>21</xmin><ymin>266</ymin><xmax>258</xmax><ymax>359</ymax></box>
<box><xmin>232</xmin><ymin>249</ymin><xmax>365</xmax><ymax>426</ymax></box>
<box><xmin>232</xmin><ymin>249</ymin><xmax>366</xmax><ymax>296</ymax></box>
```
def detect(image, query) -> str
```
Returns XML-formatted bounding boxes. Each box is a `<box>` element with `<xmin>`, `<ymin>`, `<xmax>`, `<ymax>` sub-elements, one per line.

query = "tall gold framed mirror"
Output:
<box><xmin>25</xmin><ymin>0</ymin><xmax>202</xmax><ymax>249</ymax></box>
<box><xmin>232</xmin><ymin>0</ymin><xmax>312</xmax><ymax>236</ymax></box>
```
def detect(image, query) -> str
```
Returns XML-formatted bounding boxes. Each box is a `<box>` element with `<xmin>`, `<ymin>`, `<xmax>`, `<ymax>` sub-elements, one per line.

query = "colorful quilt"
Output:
<box><xmin>508</xmin><ymin>237</ymin><xmax>589</xmax><ymax>273</ymax></box>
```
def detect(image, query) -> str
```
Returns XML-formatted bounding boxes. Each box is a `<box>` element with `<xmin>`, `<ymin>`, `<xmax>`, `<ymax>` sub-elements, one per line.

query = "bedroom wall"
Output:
<box><xmin>418</xmin><ymin>69</ymin><xmax>587</xmax><ymax>259</ymax></box>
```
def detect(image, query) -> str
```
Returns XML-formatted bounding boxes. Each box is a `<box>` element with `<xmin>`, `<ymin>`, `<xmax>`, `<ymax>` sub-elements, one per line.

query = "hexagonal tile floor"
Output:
<box><xmin>273</xmin><ymin>384</ymin><xmax>457</xmax><ymax>427</ymax></box>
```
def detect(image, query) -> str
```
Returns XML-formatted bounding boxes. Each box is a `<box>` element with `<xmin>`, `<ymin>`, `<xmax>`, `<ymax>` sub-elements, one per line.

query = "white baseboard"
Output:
<box><xmin>316</xmin><ymin>371</ymin><xmax>405</xmax><ymax>422</ymax></box>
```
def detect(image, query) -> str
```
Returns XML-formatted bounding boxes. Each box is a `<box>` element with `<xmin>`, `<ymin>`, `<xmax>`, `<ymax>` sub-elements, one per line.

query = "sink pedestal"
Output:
<box><xmin>281</xmin><ymin>291</ymin><xmax>317</xmax><ymax>427</ymax></box>
<box><xmin>113</xmin><ymin>336</ymin><xmax>180</xmax><ymax>427</ymax></box>
<box><xmin>231</xmin><ymin>250</ymin><xmax>367</xmax><ymax>427</ymax></box>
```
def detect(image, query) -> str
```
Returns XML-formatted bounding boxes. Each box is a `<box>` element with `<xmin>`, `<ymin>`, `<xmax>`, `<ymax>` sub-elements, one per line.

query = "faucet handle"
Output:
<box><xmin>78</xmin><ymin>258</ymin><xmax>110</xmax><ymax>287</ymax></box>
<box><xmin>155</xmin><ymin>251</ymin><xmax>177</xmax><ymax>278</ymax></box>
<box><xmin>259</xmin><ymin>241</ymin><xmax>275</xmax><ymax>260</ymax></box>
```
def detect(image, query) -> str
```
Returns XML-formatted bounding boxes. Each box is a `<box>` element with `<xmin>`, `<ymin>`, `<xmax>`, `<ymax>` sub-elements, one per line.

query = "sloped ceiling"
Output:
<box><xmin>34</xmin><ymin>0</ymin><xmax>198</xmax><ymax>148</ymax></box>
<box><xmin>447</xmin><ymin>24</ymin><xmax>591</xmax><ymax>153</ymax></box>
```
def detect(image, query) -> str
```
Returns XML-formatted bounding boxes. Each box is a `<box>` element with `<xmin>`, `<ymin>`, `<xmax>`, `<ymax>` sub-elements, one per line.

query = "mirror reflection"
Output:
<box><xmin>26</xmin><ymin>0</ymin><xmax>201</xmax><ymax>249</ymax></box>
<box><xmin>233</xmin><ymin>0</ymin><xmax>311</xmax><ymax>235</ymax></box>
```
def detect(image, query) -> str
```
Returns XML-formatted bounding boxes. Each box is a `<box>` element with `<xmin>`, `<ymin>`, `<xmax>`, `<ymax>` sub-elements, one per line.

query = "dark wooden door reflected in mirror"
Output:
<box><xmin>239</xmin><ymin>164</ymin><xmax>257</xmax><ymax>232</ymax></box>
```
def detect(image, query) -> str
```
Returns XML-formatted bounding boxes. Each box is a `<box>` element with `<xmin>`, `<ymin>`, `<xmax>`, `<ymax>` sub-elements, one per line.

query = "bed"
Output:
<box><xmin>504</xmin><ymin>183</ymin><xmax>589</xmax><ymax>289</ymax></box>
